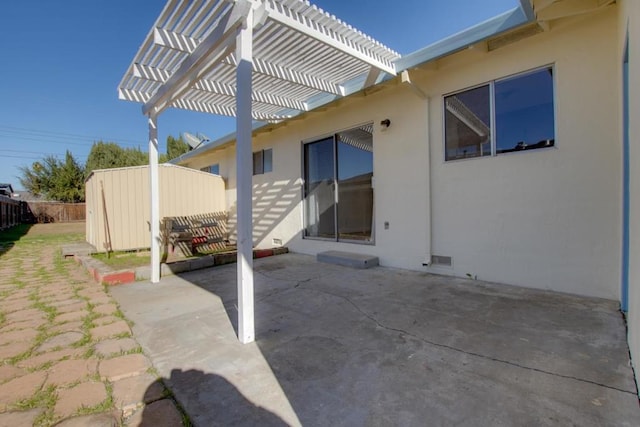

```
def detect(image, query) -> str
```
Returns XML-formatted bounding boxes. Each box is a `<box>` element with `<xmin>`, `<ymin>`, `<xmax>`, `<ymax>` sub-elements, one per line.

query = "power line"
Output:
<box><xmin>0</xmin><ymin>125</ymin><xmax>147</xmax><ymax>147</ymax></box>
<box><xmin>0</xmin><ymin>133</ymin><xmax>105</xmax><ymax>148</ymax></box>
<box><xmin>0</xmin><ymin>149</ymin><xmax>68</xmax><ymax>157</ymax></box>
<box><xmin>1</xmin><ymin>154</ymin><xmax>53</xmax><ymax>160</ymax></box>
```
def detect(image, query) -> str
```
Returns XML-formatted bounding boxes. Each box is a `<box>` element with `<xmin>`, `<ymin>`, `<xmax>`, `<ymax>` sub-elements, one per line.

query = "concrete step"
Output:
<box><xmin>317</xmin><ymin>250</ymin><xmax>379</xmax><ymax>269</ymax></box>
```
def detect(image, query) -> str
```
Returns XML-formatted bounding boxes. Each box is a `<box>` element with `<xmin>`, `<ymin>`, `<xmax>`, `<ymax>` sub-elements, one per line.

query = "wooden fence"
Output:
<box><xmin>0</xmin><ymin>195</ymin><xmax>21</xmax><ymax>230</ymax></box>
<box><xmin>23</xmin><ymin>202</ymin><xmax>85</xmax><ymax>223</ymax></box>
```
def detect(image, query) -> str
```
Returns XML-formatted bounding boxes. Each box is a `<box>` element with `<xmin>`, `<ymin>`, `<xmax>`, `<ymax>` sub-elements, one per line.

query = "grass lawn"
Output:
<box><xmin>92</xmin><ymin>251</ymin><xmax>151</xmax><ymax>269</ymax></box>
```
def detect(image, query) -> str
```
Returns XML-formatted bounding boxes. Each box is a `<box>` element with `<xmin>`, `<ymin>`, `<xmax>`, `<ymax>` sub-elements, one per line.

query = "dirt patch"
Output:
<box><xmin>25</xmin><ymin>222</ymin><xmax>85</xmax><ymax>237</ymax></box>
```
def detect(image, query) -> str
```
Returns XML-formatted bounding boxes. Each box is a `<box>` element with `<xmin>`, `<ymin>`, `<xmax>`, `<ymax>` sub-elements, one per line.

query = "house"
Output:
<box><xmin>118</xmin><ymin>0</ymin><xmax>640</xmax><ymax>384</ymax></box>
<box><xmin>0</xmin><ymin>184</ymin><xmax>14</xmax><ymax>198</ymax></box>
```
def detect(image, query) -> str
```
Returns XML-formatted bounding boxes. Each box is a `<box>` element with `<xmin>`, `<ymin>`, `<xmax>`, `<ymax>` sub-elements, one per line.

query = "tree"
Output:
<box><xmin>166</xmin><ymin>134</ymin><xmax>190</xmax><ymax>160</ymax></box>
<box><xmin>51</xmin><ymin>152</ymin><xmax>85</xmax><ymax>203</ymax></box>
<box><xmin>85</xmin><ymin>141</ymin><xmax>148</xmax><ymax>176</ymax></box>
<box><xmin>18</xmin><ymin>151</ymin><xmax>85</xmax><ymax>202</ymax></box>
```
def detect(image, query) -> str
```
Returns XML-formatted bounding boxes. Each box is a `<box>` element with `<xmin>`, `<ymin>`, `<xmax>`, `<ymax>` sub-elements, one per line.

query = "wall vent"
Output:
<box><xmin>272</xmin><ymin>238</ymin><xmax>282</xmax><ymax>246</ymax></box>
<box><xmin>431</xmin><ymin>255</ymin><xmax>452</xmax><ymax>266</ymax></box>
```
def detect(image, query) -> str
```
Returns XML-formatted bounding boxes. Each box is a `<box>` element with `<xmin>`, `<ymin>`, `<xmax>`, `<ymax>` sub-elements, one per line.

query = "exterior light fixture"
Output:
<box><xmin>380</xmin><ymin>118</ymin><xmax>391</xmax><ymax>128</ymax></box>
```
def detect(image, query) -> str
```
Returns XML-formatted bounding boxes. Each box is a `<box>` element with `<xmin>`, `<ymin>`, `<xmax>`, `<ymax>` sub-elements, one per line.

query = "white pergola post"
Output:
<box><xmin>235</xmin><ymin>9</ymin><xmax>255</xmax><ymax>344</ymax></box>
<box><xmin>148</xmin><ymin>113</ymin><xmax>161</xmax><ymax>284</ymax></box>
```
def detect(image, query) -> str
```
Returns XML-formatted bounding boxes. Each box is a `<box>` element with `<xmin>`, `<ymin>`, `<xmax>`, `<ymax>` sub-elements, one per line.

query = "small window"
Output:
<box><xmin>200</xmin><ymin>164</ymin><xmax>219</xmax><ymax>175</ymax></box>
<box><xmin>253</xmin><ymin>149</ymin><xmax>272</xmax><ymax>175</ymax></box>
<box><xmin>444</xmin><ymin>66</ymin><xmax>555</xmax><ymax>161</ymax></box>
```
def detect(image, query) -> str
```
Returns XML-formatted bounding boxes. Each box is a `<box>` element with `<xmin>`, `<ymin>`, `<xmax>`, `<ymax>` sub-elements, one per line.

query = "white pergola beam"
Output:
<box><xmin>173</xmin><ymin>97</ymin><xmax>292</xmax><ymax>122</ymax></box>
<box><xmin>363</xmin><ymin>67</ymin><xmax>381</xmax><ymax>89</ymax></box>
<box><xmin>142</xmin><ymin>1</ymin><xmax>252</xmax><ymax>116</ymax></box>
<box><xmin>153</xmin><ymin>27</ymin><xmax>199</xmax><ymax>53</ymax></box>
<box><xmin>122</xmin><ymin>88</ymin><xmax>292</xmax><ymax>122</ymax></box>
<box><xmin>235</xmin><ymin>7</ymin><xmax>255</xmax><ymax>344</ymax></box>
<box><xmin>151</xmin><ymin>27</ymin><xmax>343</xmax><ymax>96</ymax></box>
<box><xmin>134</xmin><ymin>63</ymin><xmax>307</xmax><ymax>111</ymax></box>
<box><xmin>262</xmin><ymin>2</ymin><xmax>397</xmax><ymax>76</ymax></box>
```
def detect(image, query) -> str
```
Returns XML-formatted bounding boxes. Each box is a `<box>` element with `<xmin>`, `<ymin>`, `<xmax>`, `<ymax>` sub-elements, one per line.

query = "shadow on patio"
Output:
<box><xmin>111</xmin><ymin>253</ymin><xmax>639</xmax><ymax>426</ymax></box>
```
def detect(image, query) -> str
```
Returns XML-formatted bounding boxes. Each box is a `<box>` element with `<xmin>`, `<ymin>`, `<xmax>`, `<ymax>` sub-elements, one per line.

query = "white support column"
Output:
<box><xmin>235</xmin><ymin>9</ymin><xmax>255</xmax><ymax>344</ymax></box>
<box><xmin>148</xmin><ymin>114</ymin><xmax>161</xmax><ymax>284</ymax></box>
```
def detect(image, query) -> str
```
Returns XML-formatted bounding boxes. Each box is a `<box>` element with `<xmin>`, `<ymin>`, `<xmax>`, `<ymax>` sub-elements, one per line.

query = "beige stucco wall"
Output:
<box><xmin>180</xmin><ymin>5</ymin><xmax>621</xmax><ymax>300</ymax></box>
<box><xmin>183</xmin><ymin>85</ymin><xmax>431</xmax><ymax>271</ymax></box>
<box><xmin>85</xmin><ymin>164</ymin><xmax>225</xmax><ymax>252</ymax></box>
<box><xmin>619</xmin><ymin>0</ymin><xmax>640</xmax><ymax>392</ymax></box>
<box><xmin>420</xmin><ymin>6</ymin><xmax>621</xmax><ymax>299</ymax></box>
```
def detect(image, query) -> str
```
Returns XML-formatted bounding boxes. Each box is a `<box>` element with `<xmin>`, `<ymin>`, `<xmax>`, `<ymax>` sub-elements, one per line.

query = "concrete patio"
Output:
<box><xmin>111</xmin><ymin>253</ymin><xmax>639</xmax><ymax>426</ymax></box>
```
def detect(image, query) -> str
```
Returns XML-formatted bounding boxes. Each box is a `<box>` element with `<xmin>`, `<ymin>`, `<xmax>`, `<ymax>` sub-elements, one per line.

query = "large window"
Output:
<box><xmin>445</xmin><ymin>66</ymin><xmax>555</xmax><ymax>161</ymax></box>
<box><xmin>303</xmin><ymin>124</ymin><xmax>374</xmax><ymax>243</ymax></box>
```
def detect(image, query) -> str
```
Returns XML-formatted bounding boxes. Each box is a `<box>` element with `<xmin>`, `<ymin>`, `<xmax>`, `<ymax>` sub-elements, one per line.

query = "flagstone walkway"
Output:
<box><xmin>0</xmin><ymin>223</ymin><xmax>184</xmax><ymax>426</ymax></box>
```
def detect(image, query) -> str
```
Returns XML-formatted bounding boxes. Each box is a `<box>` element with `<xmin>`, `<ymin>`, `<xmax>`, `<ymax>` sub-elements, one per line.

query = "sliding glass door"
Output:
<box><xmin>303</xmin><ymin>137</ymin><xmax>336</xmax><ymax>239</ymax></box>
<box><xmin>303</xmin><ymin>124</ymin><xmax>374</xmax><ymax>243</ymax></box>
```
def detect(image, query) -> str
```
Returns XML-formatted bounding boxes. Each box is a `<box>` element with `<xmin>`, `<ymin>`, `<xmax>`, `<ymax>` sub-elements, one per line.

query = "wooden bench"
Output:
<box><xmin>162</xmin><ymin>212</ymin><xmax>229</xmax><ymax>259</ymax></box>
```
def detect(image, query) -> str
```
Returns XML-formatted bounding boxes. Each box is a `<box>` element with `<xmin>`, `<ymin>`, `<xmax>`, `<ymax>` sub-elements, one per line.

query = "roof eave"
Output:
<box><xmin>394</xmin><ymin>3</ymin><xmax>535</xmax><ymax>72</ymax></box>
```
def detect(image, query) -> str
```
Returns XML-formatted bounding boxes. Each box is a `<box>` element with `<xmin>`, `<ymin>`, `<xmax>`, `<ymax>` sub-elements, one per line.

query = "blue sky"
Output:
<box><xmin>0</xmin><ymin>0</ymin><xmax>518</xmax><ymax>189</ymax></box>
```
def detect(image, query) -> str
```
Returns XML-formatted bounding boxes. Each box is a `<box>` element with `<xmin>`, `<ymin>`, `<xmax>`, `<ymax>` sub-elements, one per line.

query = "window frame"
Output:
<box><xmin>442</xmin><ymin>64</ymin><xmax>556</xmax><ymax>162</ymax></box>
<box><xmin>252</xmin><ymin>148</ymin><xmax>273</xmax><ymax>175</ymax></box>
<box><xmin>300</xmin><ymin>122</ymin><xmax>376</xmax><ymax>245</ymax></box>
<box><xmin>200</xmin><ymin>163</ymin><xmax>220</xmax><ymax>175</ymax></box>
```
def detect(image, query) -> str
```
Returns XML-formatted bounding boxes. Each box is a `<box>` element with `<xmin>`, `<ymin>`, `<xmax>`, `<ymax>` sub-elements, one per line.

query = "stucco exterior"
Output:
<box><xmin>618</xmin><ymin>0</ymin><xmax>640</xmax><ymax>395</ymax></box>
<box><xmin>179</xmin><ymin>5</ymin><xmax>621</xmax><ymax>299</ymax></box>
<box><xmin>85</xmin><ymin>164</ymin><xmax>225</xmax><ymax>252</ymax></box>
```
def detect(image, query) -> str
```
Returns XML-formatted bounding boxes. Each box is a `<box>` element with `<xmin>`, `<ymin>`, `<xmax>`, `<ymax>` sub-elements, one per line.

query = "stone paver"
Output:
<box><xmin>126</xmin><ymin>399</ymin><xmax>183</xmax><ymax>427</ymax></box>
<box><xmin>93</xmin><ymin>315</ymin><xmax>121</xmax><ymax>327</ymax></box>
<box><xmin>50</xmin><ymin>321</ymin><xmax>84</xmax><ymax>335</ymax></box>
<box><xmin>90</xmin><ymin>320</ymin><xmax>131</xmax><ymax>341</ymax></box>
<box><xmin>55</xmin><ymin>412</ymin><xmax>120</xmax><ymax>427</ymax></box>
<box><xmin>0</xmin><ymin>317</ymin><xmax>46</xmax><ymax>332</ymax></box>
<box><xmin>0</xmin><ymin>224</ymin><xmax>172</xmax><ymax>426</ymax></box>
<box><xmin>94</xmin><ymin>338</ymin><xmax>139</xmax><ymax>357</ymax></box>
<box><xmin>112</xmin><ymin>373</ymin><xmax>165</xmax><ymax>416</ymax></box>
<box><xmin>17</xmin><ymin>347</ymin><xmax>83</xmax><ymax>369</ymax></box>
<box><xmin>0</xmin><ymin>365</ymin><xmax>25</xmax><ymax>383</ymax></box>
<box><xmin>55</xmin><ymin>310</ymin><xmax>89</xmax><ymax>323</ymax></box>
<box><xmin>5</xmin><ymin>308</ymin><xmax>46</xmax><ymax>323</ymax></box>
<box><xmin>36</xmin><ymin>331</ymin><xmax>85</xmax><ymax>352</ymax></box>
<box><xmin>0</xmin><ymin>328</ymin><xmax>38</xmax><ymax>345</ymax></box>
<box><xmin>0</xmin><ymin>341</ymin><xmax>32</xmax><ymax>360</ymax></box>
<box><xmin>99</xmin><ymin>354</ymin><xmax>152</xmax><ymax>382</ymax></box>
<box><xmin>0</xmin><ymin>370</ymin><xmax>47</xmax><ymax>410</ymax></box>
<box><xmin>94</xmin><ymin>303</ymin><xmax>118</xmax><ymax>315</ymax></box>
<box><xmin>56</xmin><ymin>301</ymin><xmax>88</xmax><ymax>314</ymax></box>
<box><xmin>55</xmin><ymin>381</ymin><xmax>108</xmax><ymax>418</ymax></box>
<box><xmin>46</xmin><ymin>358</ymin><xmax>98</xmax><ymax>386</ymax></box>
<box><xmin>0</xmin><ymin>408</ymin><xmax>43</xmax><ymax>426</ymax></box>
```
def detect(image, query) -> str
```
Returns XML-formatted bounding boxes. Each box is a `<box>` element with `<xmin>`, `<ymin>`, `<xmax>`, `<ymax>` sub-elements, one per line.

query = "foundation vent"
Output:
<box><xmin>431</xmin><ymin>255</ymin><xmax>452</xmax><ymax>266</ymax></box>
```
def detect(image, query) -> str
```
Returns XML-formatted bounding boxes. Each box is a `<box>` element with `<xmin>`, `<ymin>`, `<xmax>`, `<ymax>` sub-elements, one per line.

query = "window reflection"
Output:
<box><xmin>495</xmin><ymin>68</ymin><xmax>555</xmax><ymax>153</ymax></box>
<box><xmin>444</xmin><ymin>66</ymin><xmax>555</xmax><ymax>161</ymax></box>
<box><xmin>445</xmin><ymin>85</ymin><xmax>491</xmax><ymax>160</ymax></box>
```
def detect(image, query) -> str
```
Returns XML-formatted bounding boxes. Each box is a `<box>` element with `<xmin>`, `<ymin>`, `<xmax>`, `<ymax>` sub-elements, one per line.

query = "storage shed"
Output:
<box><xmin>85</xmin><ymin>164</ymin><xmax>225</xmax><ymax>252</ymax></box>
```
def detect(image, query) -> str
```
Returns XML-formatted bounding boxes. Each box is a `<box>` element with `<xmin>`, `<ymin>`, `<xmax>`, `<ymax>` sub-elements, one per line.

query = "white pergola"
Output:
<box><xmin>118</xmin><ymin>0</ymin><xmax>400</xmax><ymax>343</ymax></box>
